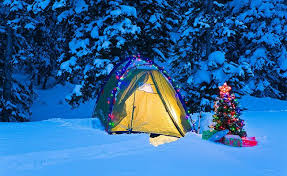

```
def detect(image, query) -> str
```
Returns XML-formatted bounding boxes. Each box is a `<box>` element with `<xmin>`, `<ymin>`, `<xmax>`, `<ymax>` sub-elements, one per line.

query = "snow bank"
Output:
<box><xmin>2</xmin><ymin>85</ymin><xmax>285</xmax><ymax>176</ymax></box>
<box><xmin>241</xmin><ymin>95</ymin><xmax>287</xmax><ymax>112</ymax></box>
<box><xmin>208</xmin><ymin>51</ymin><xmax>225</xmax><ymax>66</ymax></box>
<box><xmin>31</xmin><ymin>84</ymin><xmax>94</xmax><ymax>121</ymax></box>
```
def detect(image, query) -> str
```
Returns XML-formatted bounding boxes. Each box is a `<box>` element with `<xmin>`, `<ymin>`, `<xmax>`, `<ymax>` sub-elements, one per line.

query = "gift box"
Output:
<box><xmin>202</xmin><ymin>130</ymin><xmax>217</xmax><ymax>140</ymax></box>
<box><xmin>242</xmin><ymin>137</ymin><xmax>258</xmax><ymax>147</ymax></box>
<box><xmin>224</xmin><ymin>135</ymin><xmax>242</xmax><ymax>147</ymax></box>
<box><xmin>209</xmin><ymin>129</ymin><xmax>229</xmax><ymax>142</ymax></box>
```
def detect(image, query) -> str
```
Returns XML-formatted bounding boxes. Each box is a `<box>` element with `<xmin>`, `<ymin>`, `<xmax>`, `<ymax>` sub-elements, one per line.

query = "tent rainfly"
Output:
<box><xmin>93</xmin><ymin>56</ymin><xmax>193</xmax><ymax>138</ymax></box>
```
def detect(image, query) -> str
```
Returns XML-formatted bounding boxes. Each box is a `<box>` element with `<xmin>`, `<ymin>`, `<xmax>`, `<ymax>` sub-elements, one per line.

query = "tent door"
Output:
<box><xmin>149</xmin><ymin>72</ymin><xmax>185</xmax><ymax>137</ymax></box>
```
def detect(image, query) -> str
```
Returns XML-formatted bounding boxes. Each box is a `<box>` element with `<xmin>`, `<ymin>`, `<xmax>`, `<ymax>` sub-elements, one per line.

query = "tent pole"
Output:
<box><xmin>130</xmin><ymin>70</ymin><xmax>138</xmax><ymax>133</ymax></box>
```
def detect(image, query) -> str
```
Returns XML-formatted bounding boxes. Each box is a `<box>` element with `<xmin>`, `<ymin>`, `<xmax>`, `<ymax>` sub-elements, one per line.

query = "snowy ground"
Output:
<box><xmin>0</xmin><ymin>85</ymin><xmax>286</xmax><ymax>176</ymax></box>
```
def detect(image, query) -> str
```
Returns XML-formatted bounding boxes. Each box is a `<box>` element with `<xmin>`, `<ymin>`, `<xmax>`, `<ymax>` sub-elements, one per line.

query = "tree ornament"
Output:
<box><xmin>212</xmin><ymin>83</ymin><xmax>247</xmax><ymax>137</ymax></box>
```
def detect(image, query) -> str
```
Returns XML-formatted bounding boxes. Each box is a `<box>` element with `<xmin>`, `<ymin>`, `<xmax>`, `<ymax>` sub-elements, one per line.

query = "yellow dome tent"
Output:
<box><xmin>93</xmin><ymin>56</ymin><xmax>193</xmax><ymax>138</ymax></box>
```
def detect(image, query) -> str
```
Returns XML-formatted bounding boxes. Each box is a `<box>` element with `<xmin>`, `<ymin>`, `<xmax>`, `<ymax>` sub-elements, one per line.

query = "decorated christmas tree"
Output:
<box><xmin>212</xmin><ymin>83</ymin><xmax>247</xmax><ymax>137</ymax></box>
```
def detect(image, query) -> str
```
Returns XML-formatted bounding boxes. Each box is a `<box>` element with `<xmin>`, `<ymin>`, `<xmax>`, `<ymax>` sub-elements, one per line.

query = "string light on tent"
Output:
<box><xmin>102</xmin><ymin>55</ymin><xmax>194</xmax><ymax>131</ymax></box>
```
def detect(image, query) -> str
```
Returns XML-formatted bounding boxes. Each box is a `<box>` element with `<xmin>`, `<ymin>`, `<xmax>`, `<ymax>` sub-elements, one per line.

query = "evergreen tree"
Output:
<box><xmin>171</xmin><ymin>0</ymin><xmax>253</xmax><ymax>112</ymax></box>
<box><xmin>1</xmin><ymin>0</ymin><xmax>287</xmax><ymax>121</ymax></box>
<box><xmin>0</xmin><ymin>1</ymin><xmax>33</xmax><ymax>121</ymax></box>
<box><xmin>134</xmin><ymin>0</ymin><xmax>180</xmax><ymax>61</ymax></box>
<box><xmin>212</xmin><ymin>83</ymin><xmax>247</xmax><ymax>137</ymax></box>
<box><xmin>227</xmin><ymin>0</ymin><xmax>287</xmax><ymax>99</ymax></box>
<box><xmin>0</xmin><ymin>0</ymin><xmax>57</xmax><ymax>121</ymax></box>
<box><xmin>55</xmin><ymin>0</ymin><xmax>140</xmax><ymax>107</ymax></box>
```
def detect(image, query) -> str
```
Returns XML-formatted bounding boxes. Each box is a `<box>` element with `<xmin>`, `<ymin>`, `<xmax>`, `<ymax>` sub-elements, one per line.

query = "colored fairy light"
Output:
<box><xmin>219</xmin><ymin>82</ymin><xmax>231</xmax><ymax>93</ymax></box>
<box><xmin>102</xmin><ymin>55</ymin><xmax>194</xmax><ymax>131</ymax></box>
<box><xmin>212</xmin><ymin>82</ymin><xmax>247</xmax><ymax>137</ymax></box>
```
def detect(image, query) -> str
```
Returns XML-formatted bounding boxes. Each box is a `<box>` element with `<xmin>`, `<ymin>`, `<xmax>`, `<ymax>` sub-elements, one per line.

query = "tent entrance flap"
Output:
<box><xmin>129</xmin><ymin>72</ymin><xmax>182</xmax><ymax>137</ymax></box>
<box><xmin>150</xmin><ymin>72</ymin><xmax>185</xmax><ymax>137</ymax></box>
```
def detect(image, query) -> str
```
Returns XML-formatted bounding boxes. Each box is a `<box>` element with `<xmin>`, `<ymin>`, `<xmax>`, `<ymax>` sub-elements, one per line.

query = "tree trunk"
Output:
<box><xmin>2</xmin><ymin>26</ymin><xmax>13</xmax><ymax>122</ymax></box>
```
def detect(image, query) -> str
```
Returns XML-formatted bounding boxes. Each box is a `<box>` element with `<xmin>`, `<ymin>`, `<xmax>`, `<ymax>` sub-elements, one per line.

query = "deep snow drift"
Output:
<box><xmin>0</xmin><ymin>85</ymin><xmax>286</xmax><ymax>176</ymax></box>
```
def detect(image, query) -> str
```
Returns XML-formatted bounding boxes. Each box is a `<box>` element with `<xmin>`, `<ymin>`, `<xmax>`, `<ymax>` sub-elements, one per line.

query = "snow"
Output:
<box><xmin>4</xmin><ymin>0</ymin><xmax>25</xmax><ymax>11</ymax></box>
<box><xmin>30</xmin><ymin>84</ymin><xmax>94</xmax><ymax>121</ymax></box>
<box><xmin>90</xmin><ymin>26</ymin><xmax>99</xmax><ymax>39</ymax></box>
<box><xmin>92</xmin><ymin>59</ymin><xmax>114</xmax><ymax>76</ymax></box>
<box><xmin>193</xmin><ymin>69</ymin><xmax>211</xmax><ymax>85</ymax></box>
<box><xmin>24</xmin><ymin>22</ymin><xmax>35</xmax><ymax>30</ymax></box>
<box><xmin>110</xmin><ymin>5</ymin><xmax>137</xmax><ymax>17</ymax></box>
<box><xmin>69</xmin><ymin>38</ymin><xmax>90</xmax><ymax>57</ymax></box>
<box><xmin>104</xmin><ymin>18</ymin><xmax>140</xmax><ymax>36</ymax></box>
<box><xmin>59</xmin><ymin>56</ymin><xmax>77</xmax><ymax>74</ymax></box>
<box><xmin>149</xmin><ymin>14</ymin><xmax>158</xmax><ymax>23</ymax></box>
<box><xmin>72</xmin><ymin>85</ymin><xmax>82</xmax><ymax>96</ymax></box>
<box><xmin>74</xmin><ymin>0</ymin><xmax>88</xmax><ymax>14</ymax></box>
<box><xmin>52</xmin><ymin>0</ymin><xmax>66</xmax><ymax>10</ymax></box>
<box><xmin>57</xmin><ymin>10</ymin><xmax>71</xmax><ymax>22</ymax></box>
<box><xmin>30</xmin><ymin>0</ymin><xmax>51</xmax><ymax>14</ymax></box>
<box><xmin>102</xmin><ymin>41</ymin><xmax>111</xmax><ymax>49</ymax></box>
<box><xmin>106</xmin><ymin>64</ymin><xmax>114</xmax><ymax>74</ymax></box>
<box><xmin>241</xmin><ymin>95</ymin><xmax>287</xmax><ymax>112</ymax></box>
<box><xmin>0</xmin><ymin>85</ymin><xmax>287</xmax><ymax>176</ymax></box>
<box><xmin>152</xmin><ymin>48</ymin><xmax>165</xmax><ymax>59</ymax></box>
<box><xmin>208</xmin><ymin>51</ymin><xmax>225</xmax><ymax>66</ymax></box>
<box><xmin>278</xmin><ymin>47</ymin><xmax>287</xmax><ymax>71</ymax></box>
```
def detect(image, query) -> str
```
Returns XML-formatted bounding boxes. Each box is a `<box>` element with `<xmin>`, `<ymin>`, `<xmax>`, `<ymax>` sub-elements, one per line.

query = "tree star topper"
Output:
<box><xmin>219</xmin><ymin>82</ymin><xmax>231</xmax><ymax>94</ymax></box>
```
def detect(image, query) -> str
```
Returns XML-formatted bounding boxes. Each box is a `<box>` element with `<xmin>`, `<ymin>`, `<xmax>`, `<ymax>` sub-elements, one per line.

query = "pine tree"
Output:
<box><xmin>171</xmin><ymin>0</ymin><xmax>253</xmax><ymax>112</ymax></box>
<box><xmin>0</xmin><ymin>0</ymin><xmax>55</xmax><ymax>121</ymax></box>
<box><xmin>226</xmin><ymin>0</ymin><xmax>287</xmax><ymax>99</ymax></box>
<box><xmin>0</xmin><ymin>1</ymin><xmax>33</xmax><ymax>121</ymax></box>
<box><xmin>212</xmin><ymin>83</ymin><xmax>247</xmax><ymax>137</ymax></box>
<box><xmin>134</xmin><ymin>0</ymin><xmax>180</xmax><ymax>61</ymax></box>
<box><xmin>55</xmin><ymin>0</ymin><xmax>140</xmax><ymax>107</ymax></box>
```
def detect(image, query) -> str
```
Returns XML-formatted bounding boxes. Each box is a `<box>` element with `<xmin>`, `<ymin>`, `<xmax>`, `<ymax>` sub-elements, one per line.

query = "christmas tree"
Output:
<box><xmin>212</xmin><ymin>83</ymin><xmax>247</xmax><ymax>137</ymax></box>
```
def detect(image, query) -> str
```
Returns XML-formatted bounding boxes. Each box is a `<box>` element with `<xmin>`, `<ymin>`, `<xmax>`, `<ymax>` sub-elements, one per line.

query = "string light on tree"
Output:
<box><xmin>212</xmin><ymin>82</ymin><xmax>247</xmax><ymax>137</ymax></box>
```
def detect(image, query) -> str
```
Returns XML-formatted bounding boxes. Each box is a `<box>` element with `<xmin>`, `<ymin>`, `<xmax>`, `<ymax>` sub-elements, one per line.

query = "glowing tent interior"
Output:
<box><xmin>93</xmin><ymin>56</ymin><xmax>193</xmax><ymax>138</ymax></box>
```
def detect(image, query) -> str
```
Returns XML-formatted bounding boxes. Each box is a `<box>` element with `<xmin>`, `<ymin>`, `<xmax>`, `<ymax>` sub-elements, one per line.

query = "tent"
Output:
<box><xmin>93</xmin><ymin>56</ymin><xmax>193</xmax><ymax>138</ymax></box>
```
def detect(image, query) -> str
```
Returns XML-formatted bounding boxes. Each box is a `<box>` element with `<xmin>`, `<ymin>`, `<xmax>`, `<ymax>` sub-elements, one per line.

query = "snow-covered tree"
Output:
<box><xmin>0</xmin><ymin>0</ymin><xmax>60</xmax><ymax>121</ymax></box>
<box><xmin>227</xmin><ymin>0</ymin><xmax>287</xmax><ymax>99</ymax></box>
<box><xmin>171</xmin><ymin>1</ymin><xmax>253</xmax><ymax>112</ymax></box>
<box><xmin>134</xmin><ymin>0</ymin><xmax>180</xmax><ymax>61</ymax></box>
<box><xmin>0</xmin><ymin>1</ymin><xmax>33</xmax><ymax>121</ymax></box>
<box><xmin>1</xmin><ymin>0</ymin><xmax>287</xmax><ymax>119</ymax></box>
<box><xmin>56</xmin><ymin>0</ymin><xmax>140</xmax><ymax>106</ymax></box>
